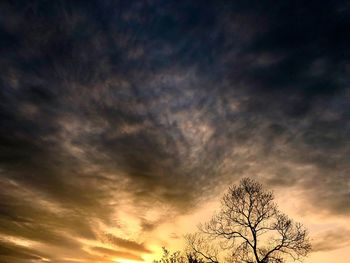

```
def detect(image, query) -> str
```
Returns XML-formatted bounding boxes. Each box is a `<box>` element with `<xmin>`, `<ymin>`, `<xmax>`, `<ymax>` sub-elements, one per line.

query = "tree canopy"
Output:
<box><xmin>187</xmin><ymin>178</ymin><xmax>311</xmax><ymax>263</ymax></box>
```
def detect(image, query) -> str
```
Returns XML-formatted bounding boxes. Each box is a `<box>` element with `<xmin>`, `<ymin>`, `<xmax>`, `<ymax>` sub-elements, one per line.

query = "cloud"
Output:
<box><xmin>105</xmin><ymin>234</ymin><xmax>152</xmax><ymax>253</ymax></box>
<box><xmin>0</xmin><ymin>0</ymin><xmax>349</xmax><ymax>261</ymax></box>
<box><xmin>312</xmin><ymin>228</ymin><xmax>350</xmax><ymax>252</ymax></box>
<box><xmin>91</xmin><ymin>246</ymin><xmax>144</xmax><ymax>261</ymax></box>
<box><xmin>0</xmin><ymin>240</ymin><xmax>49</xmax><ymax>263</ymax></box>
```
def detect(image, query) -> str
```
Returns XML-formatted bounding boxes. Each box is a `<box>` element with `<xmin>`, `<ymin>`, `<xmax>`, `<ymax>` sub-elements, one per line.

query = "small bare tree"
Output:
<box><xmin>153</xmin><ymin>247</ymin><xmax>186</xmax><ymax>263</ymax></box>
<box><xmin>186</xmin><ymin>232</ymin><xmax>219</xmax><ymax>263</ymax></box>
<box><xmin>153</xmin><ymin>247</ymin><xmax>205</xmax><ymax>263</ymax></box>
<box><xmin>188</xmin><ymin>178</ymin><xmax>311</xmax><ymax>263</ymax></box>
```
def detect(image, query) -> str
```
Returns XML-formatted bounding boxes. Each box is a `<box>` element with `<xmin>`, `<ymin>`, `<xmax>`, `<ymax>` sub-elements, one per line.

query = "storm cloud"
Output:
<box><xmin>0</xmin><ymin>0</ymin><xmax>349</xmax><ymax>262</ymax></box>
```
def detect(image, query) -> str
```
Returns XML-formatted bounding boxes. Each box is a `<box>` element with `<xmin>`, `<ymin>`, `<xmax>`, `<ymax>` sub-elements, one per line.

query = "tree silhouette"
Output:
<box><xmin>187</xmin><ymin>178</ymin><xmax>311</xmax><ymax>263</ymax></box>
<box><xmin>186</xmin><ymin>232</ymin><xmax>219</xmax><ymax>263</ymax></box>
<box><xmin>153</xmin><ymin>247</ymin><xmax>186</xmax><ymax>263</ymax></box>
<box><xmin>187</xmin><ymin>253</ymin><xmax>205</xmax><ymax>263</ymax></box>
<box><xmin>153</xmin><ymin>247</ymin><xmax>205</xmax><ymax>263</ymax></box>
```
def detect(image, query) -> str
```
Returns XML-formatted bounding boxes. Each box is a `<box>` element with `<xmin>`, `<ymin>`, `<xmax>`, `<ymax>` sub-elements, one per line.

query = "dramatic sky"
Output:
<box><xmin>0</xmin><ymin>1</ymin><xmax>349</xmax><ymax>262</ymax></box>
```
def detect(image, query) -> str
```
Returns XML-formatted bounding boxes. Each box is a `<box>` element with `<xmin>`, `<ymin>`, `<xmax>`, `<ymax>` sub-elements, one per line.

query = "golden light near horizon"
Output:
<box><xmin>113</xmin><ymin>259</ymin><xmax>144</xmax><ymax>263</ymax></box>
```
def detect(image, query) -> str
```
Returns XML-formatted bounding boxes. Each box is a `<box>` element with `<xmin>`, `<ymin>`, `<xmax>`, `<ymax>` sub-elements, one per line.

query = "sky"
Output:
<box><xmin>0</xmin><ymin>1</ymin><xmax>349</xmax><ymax>262</ymax></box>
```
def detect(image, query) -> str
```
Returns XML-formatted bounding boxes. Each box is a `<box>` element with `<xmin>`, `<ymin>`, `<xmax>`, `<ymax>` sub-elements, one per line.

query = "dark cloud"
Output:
<box><xmin>312</xmin><ymin>228</ymin><xmax>350</xmax><ymax>252</ymax></box>
<box><xmin>91</xmin><ymin>246</ymin><xmax>144</xmax><ymax>261</ymax></box>
<box><xmin>0</xmin><ymin>240</ymin><xmax>49</xmax><ymax>263</ymax></box>
<box><xmin>0</xmin><ymin>0</ymin><xmax>349</xmax><ymax>260</ymax></box>
<box><xmin>105</xmin><ymin>234</ymin><xmax>152</xmax><ymax>253</ymax></box>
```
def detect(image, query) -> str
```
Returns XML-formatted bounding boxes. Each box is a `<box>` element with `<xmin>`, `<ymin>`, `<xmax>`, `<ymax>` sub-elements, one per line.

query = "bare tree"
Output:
<box><xmin>153</xmin><ymin>247</ymin><xmax>205</xmax><ymax>263</ymax></box>
<box><xmin>186</xmin><ymin>232</ymin><xmax>219</xmax><ymax>263</ymax></box>
<box><xmin>190</xmin><ymin>178</ymin><xmax>311</xmax><ymax>263</ymax></box>
<box><xmin>153</xmin><ymin>247</ymin><xmax>186</xmax><ymax>263</ymax></box>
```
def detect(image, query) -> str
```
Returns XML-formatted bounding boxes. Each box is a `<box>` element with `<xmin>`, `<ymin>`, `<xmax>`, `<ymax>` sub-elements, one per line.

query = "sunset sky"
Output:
<box><xmin>0</xmin><ymin>1</ymin><xmax>350</xmax><ymax>262</ymax></box>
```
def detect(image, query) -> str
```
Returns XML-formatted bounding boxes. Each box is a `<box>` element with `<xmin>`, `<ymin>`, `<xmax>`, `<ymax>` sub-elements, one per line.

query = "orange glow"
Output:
<box><xmin>113</xmin><ymin>259</ymin><xmax>144</xmax><ymax>263</ymax></box>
